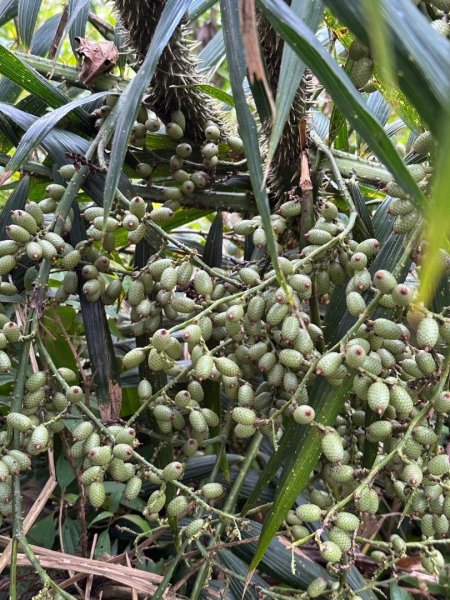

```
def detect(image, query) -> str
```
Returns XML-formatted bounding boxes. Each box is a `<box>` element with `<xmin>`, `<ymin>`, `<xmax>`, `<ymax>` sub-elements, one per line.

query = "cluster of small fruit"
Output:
<box><xmin>0</xmin><ymin>370</ymin><xmax>83</xmax><ymax>519</ymax></box>
<box><xmin>93</xmin><ymin>99</ymin><xmax>243</xmax><ymax>224</ymax></box>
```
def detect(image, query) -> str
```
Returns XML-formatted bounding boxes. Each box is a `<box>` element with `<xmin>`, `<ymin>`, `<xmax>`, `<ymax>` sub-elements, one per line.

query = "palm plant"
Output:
<box><xmin>0</xmin><ymin>0</ymin><xmax>448</xmax><ymax>598</ymax></box>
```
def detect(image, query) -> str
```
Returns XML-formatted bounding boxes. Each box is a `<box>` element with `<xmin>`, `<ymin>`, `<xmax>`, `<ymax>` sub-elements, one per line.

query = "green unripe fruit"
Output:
<box><xmin>392</xmin><ymin>284</ymin><xmax>414</xmax><ymax>306</ymax></box>
<box><xmin>166</xmin><ymin>122</ymin><xmax>184</xmax><ymax>140</ymax></box>
<box><xmin>189</xmin><ymin>410</ymin><xmax>208</xmax><ymax>433</ymax></box>
<box><xmin>232</xmin><ymin>407</ymin><xmax>256</xmax><ymax>426</ymax></box>
<box><xmin>25</xmin><ymin>201</ymin><xmax>44</xmax><ymax>225</ymax></box>
<box><xmin>123</xmin><ymin>475</ymin><xmax>142</xmax><ymax>501</ymax></box>
<box><xmin>137</xmin><ymin>379</ymin><xmax>152</xmax><ymax>400</ymax></box>
<box><xmin>427</xmin><ymin>454</ymin><xmax>450</xmax><ymax>477</ymax></box>
<box><xmin>295</xmin><ymin>503</ymin><xmax>321</xmax><ymax>522</ymax></box>
<box><xmin>202</xmin><ymin>483</ymin><xmax>224</xmax><ymax>499</ymax></box>
<box><xmin>201</xmin><ymin>408</ymin><xmax>219</xmax><ymax>428</ymax></box>
<box><xmin>293</xmin><ymin>405</ymin><xmax>315</xmax><ymax>425</ymax></box>
<box><xmin>59</xmin><ymin>164</ymin><xmax>76</xmax><ymax>179</ymax></box>
<box><xmin>346</xmin><ymin>291</ymin><xmax>366</xmax><ymax>316</ymax></box>
<box><xmin>109</xmin><ymin>459</ymin><xmax>135</xmax><ymax>482</ymax></box>
<box><xmin>7</xmin><ymin>450</ymin><xmax>30</xmax><ymax>471</ymax></box>
<box><xmin>73</xmin><ymin>422</ymin><xmax>94</xmax><ymax>442</ymax></box>
<box><xmin>162</xmin><ymin>461</ymin><xmax>184</xmax><ymax>481</ymax></box>
<box><xmin>0</xmin><ymin>255</ymin><xmax>16</xmax><ymax>276</ymax></box>
<box><xmin>321</xmin><ymin>431</ymin><xmax>344</xmax><ymax>463</ymax></box>
<box><xmin>306</xmin><ymin>577</ymin><xmax>328</xmax><ymax>598</ymax></box>
<box><xmin>202</xmin><ymin>142</ymin><xmax>219</xmax><ymax>159</ymax></box>
<box><xmin>367</xmin><ymin>381</ymin><xmax>390</xmax><ymax>415</ymax></box>
<box><xmin>66</xmin><ymin>385</ymin><xmax>84</xmax><ymax>404</ymax></box>
<box><xmin>367</xmin><ymin>420</ymin><xmax>392</xmax><ymax>442</ymax></box>
<box><xmin>278</xmin><ymin>349</ymin><xmax>302</xmax><ymax>371</ymax></box>
<box><xmin>433</xmin><ymin>514</ymin><xmax>449</xmax><ymax>535</ymax></box>
<box><xmin>88</xmin><ymin>446</ymin><xmax>112</xmax><ymax>467</ymax></box>
<box><xmin>349</xmin><ymin>38</ymin><xmax>369</xmax><ymax>60</ymax></box>
<box><xmin>122</xmin><ymin>348</ymin><xmax>146</xmax><ymax>370</ymax></box>
<box><xmin>80</xmin><ymin>466</ymin><xmax>104</xmax><ymax>486</ymax></box>
<box><xmin>25</xmin><ymin>371</ymin><xmax>47</xmax><ymax>392</ymax></box>
<box><xmin>7</xmin><ymin>412</ymin><xmax>33</xmax><ymax>432</ymax></box>
<box><xmin>58</xmin><ymin>367</ymin><xmax>77</xmax><ymax>384</ymax></box>
<box><xmin>390</xmin><ymin>534</ymin><xmax>406</xmax><ymax>554</ymax></box>
<box><xmin>194</xmin><ymin>354</ymin><xmax>214</xmax><ymax>381</ymax></box>
<box><xmin>166</xmin><ymin>495</ymin><xmax>188</xmax><ymax>518</ymax></box>
<box><xmin>150</xmin><ymin>207</ymin><xmax>174</xmax><ymax>224</ymax></box>
<box><xmin>335</xmin><ymin>512</ymin><xmax>360</xmax><ymax>532</ymax></box>
<box><xmin>88</xmin><ymin>481</ymin><xmax>105</xmax><ymax>509</ymax></box>
<box><xmin>316</xmin><ymin>352</ymin><xmax>343</xmax><ymax>377</ymax></box>
<box><xmin>175</xmin><ymin>142</ymin><xmax>192</xmax><ymax>158</ymax></box>
<box><xmin>31</xmin><ymin>424</ymin><xmax>49</xmax><ymax>450</ymax></box>
<box><xmin>413</xmin><ymin>426</ymin><xmax>438</xmax><ymax>446</ymax></box>
<box><xmin>3</xmin><ymin>322</ymin><xmax>20</xmax><ymax>343</ymax></box>
<box><xmin>25</xmin><ymin>241</ymin><xmax>42</xmax><ymax>261</ymax></box>
<box><xmin>145</xmin><ymin>489</ymin><xmax>166</xmax><ymax>516</ymax></box>
<box><xmin>372</xmin><ymin>318</ymin><xmax>401</xmax><ymax>340</ymax></box>
<box><xmin>421</xmin><ymin>550</ymin><xmax>445</xmax><ymax>575</ymax></box>
<box><xmin>389</xmin><ymin>385</ymin><xmax>413</xmax><ymax>417</ymax></box>
<box><xmin>345</xmin><ymin>344</ymin><xmax>366</xmax><ymax>368</ymax></box>
<box><xmin>6</xmin><ymin>224</ymin><xmax>31</xmax><ymax>243</ymax></box>
<box><xmin>194</xmin><ymin>270</ymin><xmax>213</xmax><ymax>296</ymax></box>
<box><xmin>234</xmin><ymin>423</ymin><xmax>255</xmax><ymax>438</ymax></box>
<box><xmin>328</xmin><ymin>465</ymin><xmax>354</xmax><ymax>484</ymax></box>
<box><xmin>434</xmin><ymin>391</ymin><xmax>450</xmax><ymax>413</ymax></box>
<box><xmin>113</xmin><ymin>444</ymin><xmax>134</xmax><ymax>461</ymax></box>
<box><xmin>320</xmin><ymin>541</ymin><xmax>342</xmax><ymax>563</ymax></box>
<box><xmin>356</xmin><ymin>486</ymin><xmax>379</xmax><ymax>513</ymax></box>
<box><xmin>46</xmin><ymin>183</ymin><xmax>65</xmax><ymax>200</ymax></box>
<box><xmin>402</xmin><ymin>463</ymin><xmax>423</xmax><ymax>487</ymax></box>
<box><xmin>185</xmin><ymin>518</ymin><xmax>205</xmax><ymax>538</ymax></box>
<box><xmin>11</xmin><ymin>209</ymin><xmax>37</xmax><ymax>234</ymax></box>
<box><xmin>215</xmin><ymin>356</ymin><xmax>240</xmax><ymax>377</ymax></box>
<box><xmin>61</xmin><ymin>250</ymin><xmax>81</xmax><ymax>270</ymax></box>
<box><xmin>350</xmin><ymin>56</ymin><xmax>374</xmax><ymax>88</ymax></box>
<box><xmin>416</xmin><ymin>350</ymin><xmax>437</xmax><ymax>375</ymax></box>
<box><xmin>417</xmin><ymin>316</ymin><xmax>440</xmax><ymax>349</ymax></box>
<box><xmin>253</xmin><ymin>227</ymin><xmax>267</xmax><ymax>248</ymax></box>
<box><xmin>329</xmin><ymin>527</ymin><xmax>352</xmax><ymax>552</ymax></box>
<box><xmin>205</xmin><ymin>123</ymin><xmax>220</xmax><ymax>141</ymax></box>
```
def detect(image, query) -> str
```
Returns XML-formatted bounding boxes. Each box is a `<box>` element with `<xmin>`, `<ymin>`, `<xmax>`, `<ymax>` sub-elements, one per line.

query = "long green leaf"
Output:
<box><xmin>2</xmin><ymin>91</ymin><xmax>107</xmax><ymax>175</ymax></box>
<box><xmin>172</xmin><ymin>83</ymin><xmax>234</xmax><ymax>107</ymax></box>
<box><xmin>0</xmin><ymin>46</ymin><xmax>71</xmax><ymax>109</ymax></box>
<box><xmin>220</xmin><ymin>0</ymin><xmax>286</xmax><ymax>287</ymax></box>
<box><xmin>198</xmin><ymin>30</ymin><xmax>225</xmax><ymax>77</ymax></box>
<box><xmin>247</xmin><ymin>377</ymin><xmax>354</xmax><ymax>573</ymax></box>
<box><xmin>103</xmin><ymin>0</ymin><xmax>191</xmax><ymax>222</ymax></box>
<box><xmin>390</xmin><ymin>582</ymin><xmax>413</xmax><ymax>600</ymax></box>
<box><xmin>417</xmin><ymin>106</ymin><xmax>450</xmax><ymax>307</ymax></box>
<box><xmin>257</xmin><ymin>0</ymin><xmax>426</xmax><ymax>210</ymax></box>
<box><xmin>18</xmin><ymin>0</ymin><xmax>43</xmax><ymax>50</ymax></box>
<box><xmin>323</xmin><ymin>0</ymin><xmax>450</xmax><ymax>131</ymax></box>
<box><xmin>266</xmin><ymin>0</ymin><xmax>324</xmax><ymax>169</ymax></box>
<box><xmin>0</xmin><ymin>0</ymin><xmax>17</xmax><ymax>26</ymax></box>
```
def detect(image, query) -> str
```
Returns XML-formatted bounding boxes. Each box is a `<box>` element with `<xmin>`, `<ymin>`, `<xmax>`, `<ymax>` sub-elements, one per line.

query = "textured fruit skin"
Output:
<box><xmin>162</xmin><ymin>461</ymin><xmax>184</xmax><ymax>481</ymax></box>
<box><xmin>321</xmin><ymin>431</ymin><xmax>344</xmax><ymax>463</ymax></box>
<box><xmin>293</xmin><ymin>405</ymin><xmax>315</xmax><ymax>425</ymax></box>
<box><xmin>88</xmin><ymin>481</ymin><xmax>106</xmax><ymax>509</ymax></box>
<box><xmin>295</xmin><ymin>503</ymin><xmax>321</xmax><ymax>522</ymax></box>
<box><xmin>306</xmin><ymin>577</ymin><xmax>328</xmax><ymax>598</ymax></box>
<box><xmin>427</xmin><ymin>454</ymin><xmax>450</xmax><ymax>477</ymax></box>
<box><xmin>316</xmin><ymin>353</ymin><xmax>343</xmax><ymax>377</ymax></box>
<box><xmin>166</xmin><ymin>495</ymin><xmax>188</xmax><ymax>518</ymax></box>
<box><xmin>367</xmin><ymin>381</ymin><xmax>390</xmax><ymax>414</ymax></box>
<box><xmin>202</xmin><ymin>483</ymin><xmax>224</xmax><ymax>499</ymax></box>
<box><xmin>124</xmin><ymin>476</ymin><xmax>143</xmax><ymax>500</ymax></box>
<box><xmin>416</xmin><ymin>317</ymin><xmax>439</xmax><ymax>349</ymax></box>
<box><xmin>320</xmin><ymin>540</ymin><xmax>342</xmax><ymax>563</ymax></box>
<box><xmin>356</xmin><ymin>486</ymin><xmax>379</xmax><ymax>513</ymax></box>
<box><xmin>335</xmin><ymin>512</ymin><xmax>360</xmax><ymax>532</ymax></box>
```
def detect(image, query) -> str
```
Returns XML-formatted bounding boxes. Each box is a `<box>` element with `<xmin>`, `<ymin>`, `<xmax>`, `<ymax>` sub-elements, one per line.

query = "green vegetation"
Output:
<box><xmin>0</xmin><ymin>0</ymin><xmax>448</xmax><ymax>598</ymax></box>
